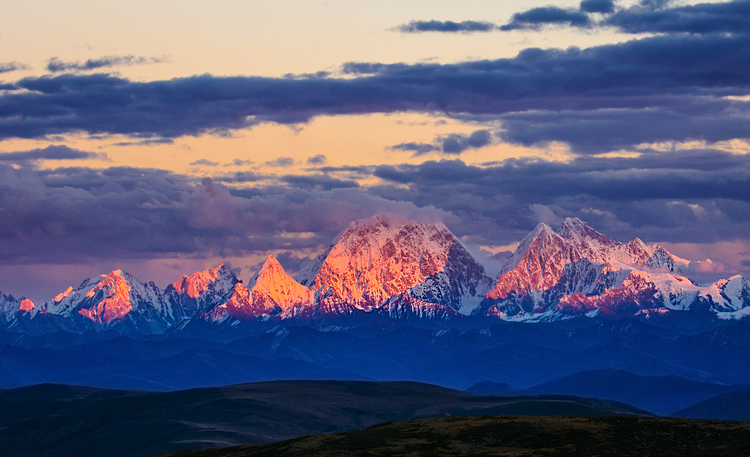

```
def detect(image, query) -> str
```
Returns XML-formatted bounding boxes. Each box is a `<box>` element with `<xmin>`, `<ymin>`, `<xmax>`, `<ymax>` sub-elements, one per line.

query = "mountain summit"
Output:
<box><xmin>478</xmin><ymin>218</ymin><xmax>747</xmax><ymax>321</ymax></box>
<box><xmin>300</xmin><ymin>215</ymin><xmax>492</xmax><ymax>315</ymax></box>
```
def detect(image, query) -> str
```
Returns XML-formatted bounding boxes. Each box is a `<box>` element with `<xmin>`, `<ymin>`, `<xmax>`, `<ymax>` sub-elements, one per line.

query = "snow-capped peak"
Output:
<box><xmin>171</xmin><ymin>263</ymin><xmax>230</xmax><ymax>299</ymax></box>
<box><xmin>557</xmin><ymin>217</ymin><xmax>616</xmax><ymax>254</ymax></box>
<box><xmin>251</xmin><ymin>255</ymin><xmax>312</xmax><ymax>311</ymax></box>
<box><xmin>501</xmin><ymin>222</ymin><xmax>558</xmax><ymax>274</ymax></box>
<box><xmin>310</xmin><ymin>215</ymin><xmax>457</xmax><ymax>309</ymax></box>
<box><xmin>78</xmin><ymin>270</ymin><xmax>134</xmax><ymax>323</ymax></box>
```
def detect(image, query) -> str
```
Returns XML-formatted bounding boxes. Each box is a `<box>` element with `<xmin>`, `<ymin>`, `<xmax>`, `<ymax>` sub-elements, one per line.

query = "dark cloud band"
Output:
<box><xmin>3</xmin><ymin>32</ymin><xmax>750</xmax><ymax>153</ymax></box>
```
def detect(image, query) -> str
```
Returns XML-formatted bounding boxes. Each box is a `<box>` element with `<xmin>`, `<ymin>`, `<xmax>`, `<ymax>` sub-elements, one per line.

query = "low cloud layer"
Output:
<box><xmin>0</xmin><ymin>164</ymin><xmax>451</xmax><ymax>266</ymax></box>
<box><xmin>2</xmin><ymin>145</ymin><xmax>748</xmax><ymax>268</ymax></box>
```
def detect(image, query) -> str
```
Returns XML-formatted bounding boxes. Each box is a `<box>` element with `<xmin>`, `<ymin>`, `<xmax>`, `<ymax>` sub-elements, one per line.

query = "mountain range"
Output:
<box><xmin>1</xmin><ymin>215</ymin><xmax>748</xmax><ymax>335</ymax></box>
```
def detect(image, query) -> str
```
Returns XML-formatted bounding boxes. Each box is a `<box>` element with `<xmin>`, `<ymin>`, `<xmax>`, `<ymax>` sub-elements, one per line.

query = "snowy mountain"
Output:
<box><xmin>0</xmin><ymin>292</ymin><xmax>23</xmax><ymax>325</ymax></box>
<box><xmin>1</xmin><ymin>215</ymin><xmax>749</xmax><ymax>335</ymax></box>
<box><xmin>199</xmin><ymin>255</ymin><xmax>313</xmax><ymax>324</ymax></box>
<box><xmin>164</xmin><ymin>263</ymin><xmax>238</xmax><ymax>320</ymax></box>
<box><xmin>302</xmin><ymin>215</ymin><xmax>492</xmax><ymax>317</ymax></box>
<box><xmin>477</xmin><ymin>218</ymin><xmax>750</xmax><ymax>321</ymax></box>
<box><xmin>35</xmin><ymin>270</ymin><xmax>175</xmax><ymax>333</ymax></box>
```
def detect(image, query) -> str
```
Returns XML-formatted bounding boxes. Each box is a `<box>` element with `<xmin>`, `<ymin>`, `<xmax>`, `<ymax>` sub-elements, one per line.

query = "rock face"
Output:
<box><xmin>478</xmin><ymin>218</ymin><xmax>750</xmax><ymax>321</ymax></box>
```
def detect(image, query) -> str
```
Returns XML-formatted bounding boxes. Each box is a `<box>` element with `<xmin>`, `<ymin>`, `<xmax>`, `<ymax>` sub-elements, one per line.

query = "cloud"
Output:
<box><xmin>0</xmin><ymin>62</ymin><xmax>29</xmax><ymax>74</ymax></box>
<box><xmin>395</xmin><ymin>20</ymin><xmax>496</xmax><ymax>33</ymax></box>
<box><xmin>264</xmin><ymin>157</ymin><xmax>295</xmax><ymax>167</ymax></box>
<box><xmin>0</xmin><ymin>145</ymin><xmax>107</xmax><ymax>165</ymax></box>
<box><xmin>741</xmin><ymin>260</ymin><xmax>750</xmax><ymax>267</ymax></box>
<box><xmin>46</xmin><ymin>55</ymin><xmax>170</xmax><ymax>73</ymax></box>
<box><xmin>2</xmin><ymin>30</ymin><xmax>750</xmax><ymax>154</ymax></box>
<box><xmin>500</xmin><ymin>7</ymin><xmax>590</xmax><ymax>31</ymax></box>
<box><xmin>498</xmin><ymin>105</ymin><xmax>750</xmax><ymax>154</ymax></box>
<box><xmin>111</xmin><ymin>138</ymin><xmax>174</xmax><ymax>147</ymax></box>
<box><xmin>580</xmin><ymin>0</ymin><xmax>616</xmax><ymax>14</ymax></box>
<box><xmin>440</xmin><ymin>130</ymin><xmax>494</xmax><ymax>154</ymax></box>
<box><xmin>227</xmin><ymin>159</ymin><xmax>254</xmax><ymax>167</ymax></box>
<box><xmin>2</xmin><ymin>151</ymin><xmax>750</xmax><ymax>284</ymax></box>
<box><xmin>214</xmin><ymin>171</ymin><xmax>265</xmax><ymax>183</ymax></box>
<box><xmin>0</xmin><ymin>164</ymin><xmax>450</xmax><ymax>266</ymax></box>
<box><xmin>390</xmin><ymin>142</ymin><xmax>439</xmax><ymax>155</ymax></box>
<box><xmin>340</xmin><ymin>62</ymin><xmax>398</xmax><ymax>75</ymax></box>
<box><xmin>391</xmin><ymin>130</ymin><xmax>494</xmax><ymax>156</ymax></box>
<box><xmin>281</xmin><ymin>174</ymin><xmax>360</xmax><ymax>191</ymax></box>
<box><xmin>369</xmin><ymin>150</ymin><xmax>750</xmax><ymax>245</ymax></box>
<box><xmin>604</xmin><ymin>0</ymin><xmax>750</xmax><ymax>35</ymax></box>
<box><xmin>189</xmin><ymin>159</ymin><xmax>219</xmax><ymax>167</ymax></box>
<box><xmin>272</xmin><ymin>251</ymin><xmax>316</xmax><ymax>276</ymax></box>
<box><xmin>306</xmin><ymin>154</ymin><xmax>327</xmax><ymax>165</ymax></box>
<box><xmin>498</xmin><ymin>0</ymin><xmax>750</xmax><ymax>35</ymax></box>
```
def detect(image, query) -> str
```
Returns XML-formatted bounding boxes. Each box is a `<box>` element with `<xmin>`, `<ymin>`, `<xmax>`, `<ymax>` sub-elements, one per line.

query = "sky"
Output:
<box><xmin>2</xmin><ymin>0</ymin><xmax>750</xmax><ymax>301</ymax></box>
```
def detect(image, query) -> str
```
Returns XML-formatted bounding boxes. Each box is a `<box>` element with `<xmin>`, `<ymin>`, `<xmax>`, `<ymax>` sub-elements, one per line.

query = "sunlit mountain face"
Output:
<box><xmin>1</xmin><ymin>216</ymin><xmax>747</xmax><ymax>335</ymax></box>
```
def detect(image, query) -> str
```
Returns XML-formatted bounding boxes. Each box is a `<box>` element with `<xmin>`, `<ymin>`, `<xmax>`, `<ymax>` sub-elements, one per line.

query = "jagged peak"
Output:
<box><xmin>533</xmin><ymin>221</ymin><xmax>556</xmax><ymax>235</ymax></box>
<box><xmin>501</xmin><ymin>222</ymin><xmax>560</xmax><ymax>274</ymax></box>
<box><xmin>558</xmin><ymin>217</ymin><xmax>588</xmax><ymax>237</ymax></box>
<box><xmin>259</xmin><ymin>254</ymin><xmax>283</xmax><ymax>273</ymax></box>
<box><xmin>558</xmin><ymin>218</ymin><xmax>614</xmax><ymax>248</ymax></box>
<box><xmin>86</xmin><ymin>271</ymin><xmax>132</xmax><ymax>297</ymax></box>
<box><xmin>250</xmin><ymin>255</ymin><xmax>289</xmax><ymax>288</ymax></box>
<box><xmin>559</xmin><ymin>217</ymin><xmax>587</xmax><ymax>231</ymax></box>
<box><xmin>171</xmin><ymin>263</ymin><xmax>234</xmax><ymax>299</ymax></box>
<box><xmin>628</xmin><ymin>237</ymin><xmax>648</xmax><ymax>249</ymax></box>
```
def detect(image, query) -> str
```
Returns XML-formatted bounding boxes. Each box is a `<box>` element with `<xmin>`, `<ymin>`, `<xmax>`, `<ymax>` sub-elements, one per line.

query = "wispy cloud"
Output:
<box><xmin>264</xmin><ymin>157</ymin><xmax>295</xmax><ymax>167</ymax></box>
<box><xmin>189</xmin><ymin>159</ymin><xmax>219</xmax><ymax>167</ymax></box>
<box><xmin>392</xmin><ymin>130</ymin><xmax>495</xmax><ymax>156</ymax></box>
<box><xmin>395</xmin><ymin>20</ymin><xmax>496</xmax><ymax>33</ymax></box>
<box><xmin>46</xmin><ymin>55</ymin><xmax>170</xmax><ymax>73</ymax></box>
<box><xmin>0</xmin><ymin>145</ymin><xmax>108</xmax><ymax>165</ymax></box>
<box><xmin>306</xmin><ymin>154</ymin><xmax>327</xmax><ymax>165</ymax></box>
<box><xmin>0</xmin><ymin>61</ymin><xmax>30</xmax><ymax>74</ymax></box>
